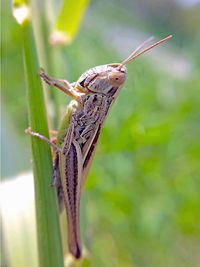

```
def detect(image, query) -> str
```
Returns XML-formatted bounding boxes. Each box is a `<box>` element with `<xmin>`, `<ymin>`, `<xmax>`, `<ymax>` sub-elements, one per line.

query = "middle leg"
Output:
<box><xmin>25</xmin><ymin>127</ymin><xmax>62</xmax><ymax>153</ymax></box>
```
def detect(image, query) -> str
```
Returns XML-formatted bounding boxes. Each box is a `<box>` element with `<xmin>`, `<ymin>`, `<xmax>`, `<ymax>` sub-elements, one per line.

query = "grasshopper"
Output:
<box><xmin>26</xmin><ymin>35</ymin><xmax>172</xmax><ymax>259</ymax></box>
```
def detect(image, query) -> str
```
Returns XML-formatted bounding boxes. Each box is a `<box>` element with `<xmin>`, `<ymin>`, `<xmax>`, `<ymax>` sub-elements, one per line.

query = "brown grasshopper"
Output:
<box><xmin>26</xmin><ymin>35</ymin><xmax>172</xmax><ymax>259</ymax></box>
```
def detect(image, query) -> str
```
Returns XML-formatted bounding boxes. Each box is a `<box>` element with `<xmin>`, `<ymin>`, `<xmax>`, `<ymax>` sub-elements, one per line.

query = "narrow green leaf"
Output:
<box><xmin>51</xmin><ymin>0</ymin><xmax>90</xmax><ymax>45</ymax></box>
<box><xmin>12</xmin><ymin>2</ymin><xmax>64</xmax><ymax>267</ymax></box>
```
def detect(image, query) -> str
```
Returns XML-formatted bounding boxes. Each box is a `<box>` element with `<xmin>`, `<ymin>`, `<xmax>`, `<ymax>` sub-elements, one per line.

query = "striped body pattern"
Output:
<box><xmin>55</xmin><ymin>64</ymin><xmax>127</xmax><ymax>258</ymax></box>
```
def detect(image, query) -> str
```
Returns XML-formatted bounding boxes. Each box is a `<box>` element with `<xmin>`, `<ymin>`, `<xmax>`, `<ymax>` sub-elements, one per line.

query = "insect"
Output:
<box><xmin>26</xmin><ymin>35</ymin><xmax>172</xmax><ymax>259</ymax></box>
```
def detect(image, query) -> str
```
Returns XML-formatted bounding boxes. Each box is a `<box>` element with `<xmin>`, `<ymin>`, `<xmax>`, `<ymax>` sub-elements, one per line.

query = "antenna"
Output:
<box><xmin>118</xmin><ymin>35</ymin><xmax>172</xmax><ymax>70</ymax></box>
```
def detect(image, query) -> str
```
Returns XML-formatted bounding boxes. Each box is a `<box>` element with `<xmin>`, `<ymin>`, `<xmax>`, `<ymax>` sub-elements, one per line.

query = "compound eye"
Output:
<box><xmin>108</xmin><ymin>72</ymin><xmax>126</xmax><ymax>86</ymax></box>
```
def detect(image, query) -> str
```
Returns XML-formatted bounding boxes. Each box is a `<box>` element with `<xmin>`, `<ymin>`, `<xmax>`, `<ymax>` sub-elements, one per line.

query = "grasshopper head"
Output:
<box><xmin>76</xmin><ymin>35</ymin><xmax>172</xmax><ymax>97</ymax></box>
<box><xmin>77</xmin><ymin>64</ymin><xmax>127</xmax><ymax>97</ymax></box>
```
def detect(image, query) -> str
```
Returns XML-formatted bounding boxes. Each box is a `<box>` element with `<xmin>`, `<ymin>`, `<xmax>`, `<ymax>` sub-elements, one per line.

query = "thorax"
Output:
<box><xmin>73</xmin><ymin>94</ymin><xmax>111</xmax><ymax>144</ymax></box>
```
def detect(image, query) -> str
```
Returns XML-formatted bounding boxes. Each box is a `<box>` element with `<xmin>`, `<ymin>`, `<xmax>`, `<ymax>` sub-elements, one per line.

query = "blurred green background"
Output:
<box><xmin>1</xmin><ymin>0</ymin><xmax>200</xmax><ymax>266</ymax></box>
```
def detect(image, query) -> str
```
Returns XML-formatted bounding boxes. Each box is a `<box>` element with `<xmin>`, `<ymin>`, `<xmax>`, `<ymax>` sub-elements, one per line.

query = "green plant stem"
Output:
<box><xmin>34</xmin><ymin>0</ymin><xmax>60</xmax><ymax>128</ymax></box>
<box><xmin>29</xmin><ymin>0</ymin><xmax>59</xmax><ymax>129</ymax></box>
<box><xmin>21</xmin><ymin>18</ymin><xmax>64</xmax><ymax>267</ymax></box>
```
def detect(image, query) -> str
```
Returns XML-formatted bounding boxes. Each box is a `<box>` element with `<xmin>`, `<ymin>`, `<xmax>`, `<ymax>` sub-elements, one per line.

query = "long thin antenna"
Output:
<box><xmin>119</xmin><ymin>36</ymin><xmax>154</xmax><ymax>68</ymax></box>
<box><xmin>118</xmin><ymin>35</ymin><xmax>172</xmax><ymax>69</ymax></box>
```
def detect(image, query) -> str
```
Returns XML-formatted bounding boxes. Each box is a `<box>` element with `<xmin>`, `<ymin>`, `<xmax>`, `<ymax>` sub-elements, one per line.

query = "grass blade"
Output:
<box><xmin>12</xmin><ymin>2</ymin><xmax>64</xmax><ymax>267</ymax></box>
<box><xmin>50</xmin><ymin>0</ymin><xmax>90</xmax><ymax>45</ymax></box>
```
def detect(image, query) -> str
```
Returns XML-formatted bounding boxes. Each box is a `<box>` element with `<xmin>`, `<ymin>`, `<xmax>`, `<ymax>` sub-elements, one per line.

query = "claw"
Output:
<box><xmin>38</xmin><ymin>68</ymin><xmax>53</xmax><ymax>86</ymax></box>
<box><xmin>37</xmin><ymin>67</ymin><xmax>45</xmax><ymax>77</ymax></box>
<box><xmin>40</xmin><ymin>67</ymin><xmax>45</xmax><ymax>73</ymax></box>
<box><xmin>25</xmin><ymin>127</ymin><xmax>31</xmax><ymax>134</ymax></box>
